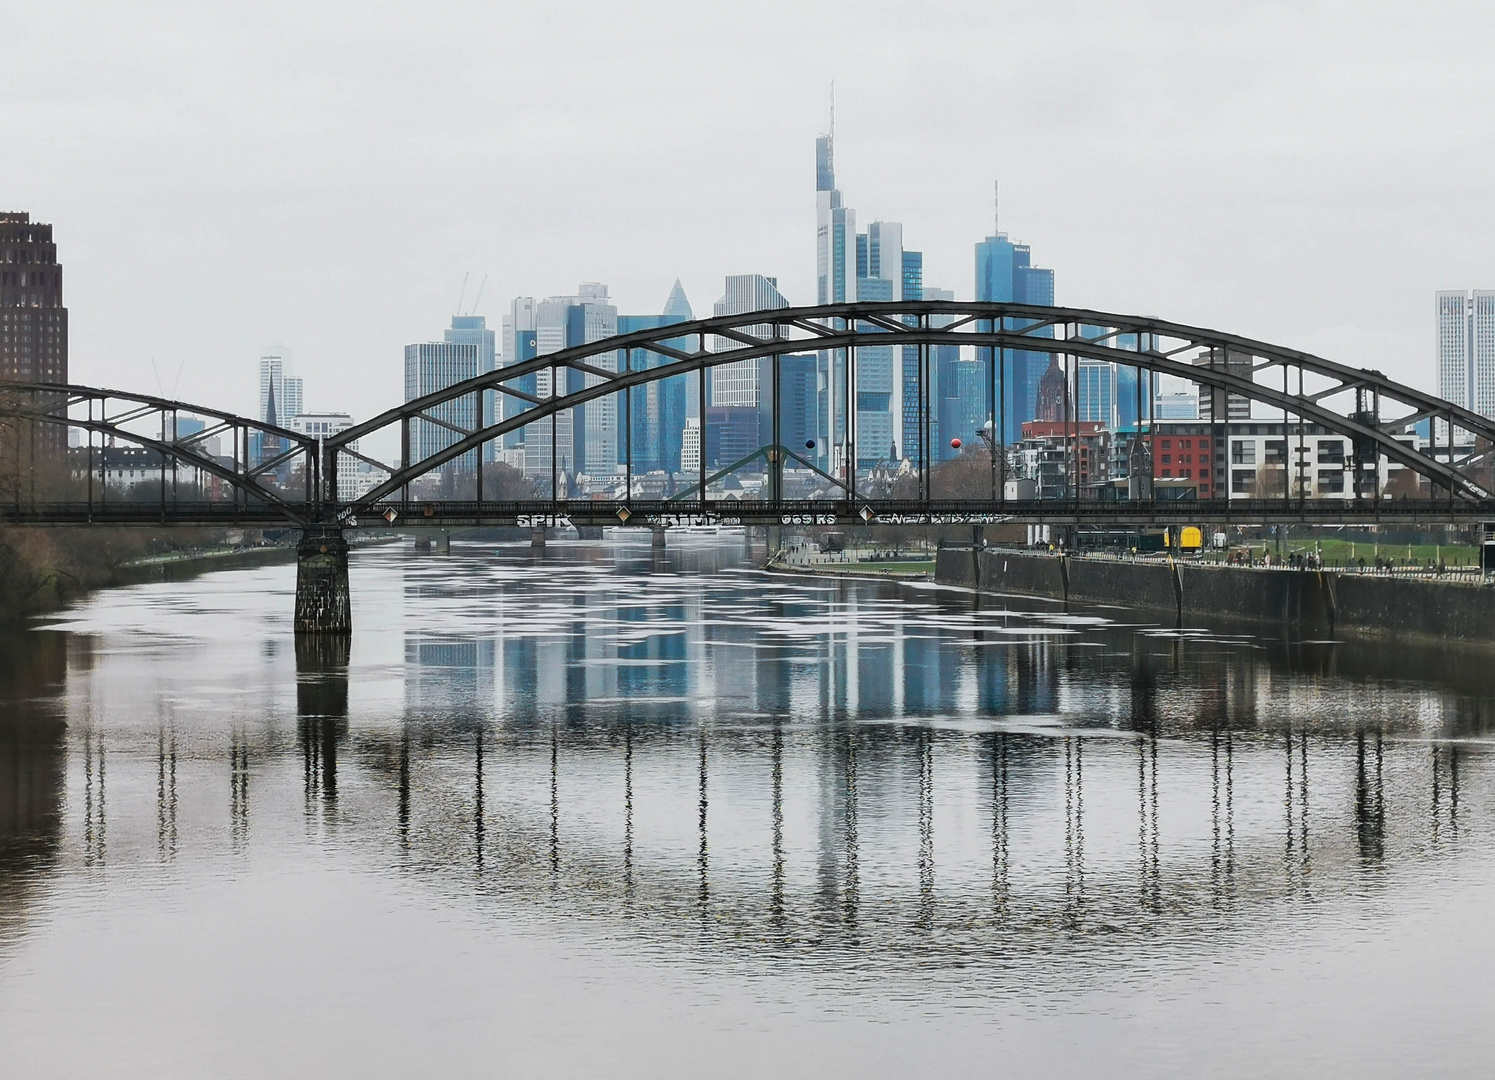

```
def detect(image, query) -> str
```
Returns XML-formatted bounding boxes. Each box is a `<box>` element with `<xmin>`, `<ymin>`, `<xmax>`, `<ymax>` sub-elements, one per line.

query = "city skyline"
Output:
<box><xmin>7</xmin><ymin>2</ymin><xmax>1492</xmax><ymax>449</ymax></box>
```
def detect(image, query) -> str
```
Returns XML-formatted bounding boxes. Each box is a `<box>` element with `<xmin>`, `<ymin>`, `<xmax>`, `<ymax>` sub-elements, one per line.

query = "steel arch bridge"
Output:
<box><xmin>3</xmin><ymin>301</ymin><xmax>1495</xmax><ymax>530</ymax></box>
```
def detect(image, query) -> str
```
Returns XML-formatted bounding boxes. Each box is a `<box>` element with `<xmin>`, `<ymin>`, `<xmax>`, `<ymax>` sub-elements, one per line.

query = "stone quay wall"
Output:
<box><xmin>935</xmin><ymin>547</ymin><xmax>1494</xmax><ymax>644</ymax></box>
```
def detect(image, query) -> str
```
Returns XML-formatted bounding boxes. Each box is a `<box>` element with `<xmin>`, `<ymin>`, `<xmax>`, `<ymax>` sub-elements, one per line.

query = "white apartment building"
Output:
<box><xmin>290</xmin><ymin>411</ymin><xmax>389</xmax><ymax>500</ymax></box>
<box><xmin>1152</xmin><ymin>421</ymin><xmax>1405</xmax><ymax>499</ymax></box>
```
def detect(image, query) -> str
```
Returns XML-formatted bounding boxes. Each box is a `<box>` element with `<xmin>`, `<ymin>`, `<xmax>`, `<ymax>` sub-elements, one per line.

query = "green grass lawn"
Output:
<box><xmin>1220</xmin><ymin>537</ymin><xmax>1480</xmax><ymax>567</ymax></box>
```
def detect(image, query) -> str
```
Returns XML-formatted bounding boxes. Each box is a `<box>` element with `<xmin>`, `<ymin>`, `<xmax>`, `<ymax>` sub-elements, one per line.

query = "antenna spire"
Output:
<box><xmin>994</xmin><ymin>179</ymin><xmax>1000</xmax><ymax>236</ymax></box>
<box><xmin>830</xmin><ymin>81</ymin><xmax>835</xmax><ymax>144</ymax></box>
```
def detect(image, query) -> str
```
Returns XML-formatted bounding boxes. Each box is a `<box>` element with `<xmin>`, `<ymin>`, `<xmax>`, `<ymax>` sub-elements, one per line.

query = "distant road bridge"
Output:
<box><xmin>4</xmin><ymin>302</ymin><xmax>1494</xmax><ymax>630</ymax></box>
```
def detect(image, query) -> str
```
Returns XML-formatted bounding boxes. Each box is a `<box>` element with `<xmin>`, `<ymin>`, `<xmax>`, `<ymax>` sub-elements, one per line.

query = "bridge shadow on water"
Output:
<box><xmin>2</xmin><ymin>536</ymin><xmax>1494</xmax><ymax>982</ymax></box>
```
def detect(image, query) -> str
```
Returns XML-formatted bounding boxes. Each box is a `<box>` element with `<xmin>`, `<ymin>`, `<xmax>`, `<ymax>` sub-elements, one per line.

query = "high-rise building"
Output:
<box><xmin>619</xmin><ymin>280</ymin><xmax>694</xmax><ymax>475</ymax></box>
<box><xmin>850</xmin><ymin>221</ymin><xmax>922</xmax><ymax>466</ymax></box>
<box><xmin>0</xmin><ymin>212</ymin><xmax>67</xmax><ymax>390</ymax></box>
<box><xmin>1438</xmin><ymin>290</ymin><xmax>1495</xmax><ymax>420</ymax></box>
<box><xmin>404</xmin><ymin>336</ymin><xmax>480</xmax><ymax>474</ymax></box>
<box><xmin>711</xmin><ymin>274</ymin><xmax>788</xmax><ymax>407</ymax></box>
<box><xmin>815</xmin><ymin>129</ymin><xmax>855</xmax><ymax>472</ymax></box>
<box><xmin>939</xmin><ymin>358</ymin><xmax>989</xmax><ymax>460</ymax></box>
<box><xmin>1193</xmin><ymin>347</ymin><xmax>1252</xmax><ymax>422</ymax></box>
<box><xmin>444</xmin><ymin>315</ymin><xmax>496</xmax><ymax>461</ymax></box>
<box><xmin>523</xmin><ymin>284</ymin><xmax>617</xmax><ymax>482</ymax></box>
<box><xmin>1075</xmin><ymin>359</ymin><xmax>1115</xmax><ymax>427</ymax></box>
<box><xmin>975</xmin><ymin>213</ymin><xmax>1055</xmax><ymax>444</ymax></box>
<box><xmin>924</xmin><ymin>287</ymin><xmax>963</xmax><ymax>461</ymax></box>
<box><xmin>257</xmin><ymin>352</ymin><xmax>301</xmax><ymax>428</ymax></box>
<box><xmin>502</xmin><ymin>297</ymin><xmax>537</xmax><ymax>450</ymax></box>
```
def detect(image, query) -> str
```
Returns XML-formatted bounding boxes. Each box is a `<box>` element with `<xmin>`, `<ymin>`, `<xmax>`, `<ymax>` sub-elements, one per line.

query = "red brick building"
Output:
<box><xmin>1148</xmin><ymin>429</ymin><xmax>1215</xmax><ymax>497</ymax></box>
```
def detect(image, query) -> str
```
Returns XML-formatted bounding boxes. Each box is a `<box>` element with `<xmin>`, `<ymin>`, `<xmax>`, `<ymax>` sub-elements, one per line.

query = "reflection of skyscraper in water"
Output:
<box><xmin>405</xmin><ymin>633</ymin><xmax>496</xmax><ymax>715</ymax></box>
<box><xmin>616</xmin><ymin>596</ymin><xmax>688</xmax><ymax>705</ymax></box>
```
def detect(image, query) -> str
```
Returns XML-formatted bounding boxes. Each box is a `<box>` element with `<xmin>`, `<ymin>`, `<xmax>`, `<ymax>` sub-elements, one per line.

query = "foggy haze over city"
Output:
<box><xmin>6</xmin><ymin>0</ymin><xmax>1493</xmax><ymax>436</ymax></box>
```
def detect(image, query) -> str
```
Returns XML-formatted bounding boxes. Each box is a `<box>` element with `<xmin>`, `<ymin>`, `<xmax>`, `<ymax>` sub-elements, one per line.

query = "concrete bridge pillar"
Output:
<box><xmin>531</xmin><ymin>527</ymin><xmax>547</xmax><ymax>549</ymax></box>
<box><xmin>295</xmin><ymin>525</ymin><xmax>352</xmax><ymax>635</ymax></box>
<box><xmin>652</xmin><ymin>527</ymin><xmax>667</xmax><ymax>550</ymax></box>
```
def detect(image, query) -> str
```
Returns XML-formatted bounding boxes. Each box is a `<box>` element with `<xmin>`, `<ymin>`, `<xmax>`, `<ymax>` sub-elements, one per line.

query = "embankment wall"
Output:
<box><xmin>936</xmin><ymin>547</ymin><xmax>1493</xmax><ymax>644</ymax></box>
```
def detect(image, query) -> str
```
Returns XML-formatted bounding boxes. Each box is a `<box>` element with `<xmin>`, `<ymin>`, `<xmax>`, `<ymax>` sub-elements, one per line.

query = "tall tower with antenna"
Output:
<box><xmin>815</xmin><ymin>85</ymin><xmax>855</xmax><ymax>472</ymax></box>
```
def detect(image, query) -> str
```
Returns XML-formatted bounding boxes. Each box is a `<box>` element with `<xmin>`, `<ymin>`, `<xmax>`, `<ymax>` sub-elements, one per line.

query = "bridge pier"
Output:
<box><xmin>531</xmin><ymin>527</ymin><xmax>546</xmax><ymax>549</ymax></box>
<box><xmin>294</xmin><ymin>525</ymin><xmax>352</xmax><ymax>635</ymax></box>
<box><xmin>652</xmin><ymin>527</ymin><xmax>667</xmax><ymax>550</ymax></box>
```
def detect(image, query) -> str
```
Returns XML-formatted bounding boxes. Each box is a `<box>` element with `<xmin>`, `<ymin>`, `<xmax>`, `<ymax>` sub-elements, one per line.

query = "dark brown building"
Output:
<box><xmin>1</xmin><ymin>212</ymin><xmax>68</xmax><ymax>384</ymax></box>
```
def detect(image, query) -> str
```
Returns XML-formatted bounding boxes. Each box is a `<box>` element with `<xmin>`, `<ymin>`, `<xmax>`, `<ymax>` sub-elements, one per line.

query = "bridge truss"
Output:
<box><xmin>5</xmin><ymin>302</ymin><xmax>1495</xmax><ymax>528</ymax></box>
<box><xmin>0</xmin><ymin>382</ymin><xmax>319</xmax><ymax>525</ymax></box>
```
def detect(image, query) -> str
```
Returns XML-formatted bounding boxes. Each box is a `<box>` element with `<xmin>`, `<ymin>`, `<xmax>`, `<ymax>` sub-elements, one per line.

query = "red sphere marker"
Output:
<box><xmin>950</xmin><ymin>438</ymin><xmax>962</xmax><ymax>449</ymax></box>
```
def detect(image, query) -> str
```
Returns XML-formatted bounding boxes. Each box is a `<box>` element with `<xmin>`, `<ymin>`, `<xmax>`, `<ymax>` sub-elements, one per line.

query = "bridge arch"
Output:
<box><xmin>0</xmin><ymin>382</ymin><xmax>320</xmax><ymax>524</ymax></box>
<box><xmin>329</xmin><ymin>301</ymin><xmax>1492</xmax><ymax>507</ymax></box>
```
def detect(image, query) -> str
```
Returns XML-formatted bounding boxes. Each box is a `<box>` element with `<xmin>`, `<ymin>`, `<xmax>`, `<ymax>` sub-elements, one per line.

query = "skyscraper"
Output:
<box><xmin>815</xmin><ymin>129</ymin><xmax>855</xmax><ymax>472</ymax></box>
<box><xmin>502</xmin><ymin>297</ymin><xmax>538</xmax><ymax>451</ymax></box>
<box><xmin>258</xmin><ymin>353</ymin><xmax>301</xmax><ymax>427</ymax></box>
<box><xmin>619</xmin><ymin>280</ymin><xmax>694</xmax><ymax>475</ymax></box>
<box><xmin>444</xmin><ymin>315</ymin><xmax>496</xmax><ymax>461</ymax></box>
<box><xmin>523</xmin><ymin>284</ymin><xmax>617</xmax><ymax>482</ymax></box>
<box><xmin>975</xmin><ymin>213</ymin><xmax>1055</xmax><ymax>444</ymax></box>
<box><xmin>1438</xmin><ymin>290</ymin><xmax>1495</xmax><ymax>420</ymax></box>
<box><xmin>0</xmin><ymin>212</ymin><xmax>67</xmax><ymax>392</ymax></box>
<box><xmin>404</xmin><ymin>334</ymin><xmax>480</xmax><ymax>474</ymax></box>
<box><xmin>850</xmin><ymin>221</ymin><xmax>927</xmax><ymax>465</ymax></box>
<box><xmin>710</xmin><ymin>274</ymin><xmax>788</xmax><ymax>407</ymax></box>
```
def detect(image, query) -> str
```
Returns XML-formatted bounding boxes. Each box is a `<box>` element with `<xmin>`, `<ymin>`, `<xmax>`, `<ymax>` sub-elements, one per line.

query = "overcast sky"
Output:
<box><xmin>6</xmin><ymin>0</ymin><xmax>1494</xmax><ymax>438</ymax></box>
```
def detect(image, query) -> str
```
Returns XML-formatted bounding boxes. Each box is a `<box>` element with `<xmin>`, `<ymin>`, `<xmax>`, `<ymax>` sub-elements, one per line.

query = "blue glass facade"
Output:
<box><xmin>975</xmin><ymin>235</ymin><xmax>1055</xmax><ymax>444</ymax></box>
<box><xmin>900</xmin><ymin>250</ymin><xmax>925</xmax><ymax>462</ymax></box>
<box><xmin>618</xmin><ymin>312</ymin><xmax>691</xmax><ymax>474</ymax></box>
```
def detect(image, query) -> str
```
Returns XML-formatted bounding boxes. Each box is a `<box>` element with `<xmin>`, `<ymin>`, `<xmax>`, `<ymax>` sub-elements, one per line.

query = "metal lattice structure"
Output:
<box><xmin>325</xmin><ymin>301</ymin><xmax>1495</xmax><ymax>521</ymax></box>
<box><xmin>0</xmin><ymin>382</ymin><xmax>319</xmax><ymax>524</ymax></box>
<box><xmin>5</xmin><ymin>303</ymin><xmax>1495</xmax><ymax>527</ymax></box>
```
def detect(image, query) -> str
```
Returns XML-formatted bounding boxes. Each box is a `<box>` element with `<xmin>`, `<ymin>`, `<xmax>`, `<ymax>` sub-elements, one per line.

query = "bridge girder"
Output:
<box><xmin>327</xmin><ymin>301</ymin><xmax>1493</xmax><ymax>508</ymax></box>
<box><xmin>0</xmin><ymin>383</ymin><xmax>320</xmax><ymax>525</ymax></box>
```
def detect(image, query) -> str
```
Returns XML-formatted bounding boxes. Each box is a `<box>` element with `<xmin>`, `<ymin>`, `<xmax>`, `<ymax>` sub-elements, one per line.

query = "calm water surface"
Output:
<box><xmin>3</xmin><ymin>535</ymin><xmax>1495</xmax><ymax>1077</ymax></box>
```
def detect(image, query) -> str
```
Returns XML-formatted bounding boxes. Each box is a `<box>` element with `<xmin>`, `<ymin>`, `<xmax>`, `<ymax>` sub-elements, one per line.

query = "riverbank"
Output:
<box><xmin>108</xmin><ymin>544</ymin><xmax>298</xmax><ymax>586</ymax></box>
<box><xmin>935</xmin><ymin>545</ymin><xmax>1495</xmax><ymax>645</ymax></box>
<box><xmin>767</xmin><ymin>547</ymin><xmax>934</xmax><ymax>579</ymax></box>
<box><xmin>0</xmin><ymin>527</ymin><xmax>298</xmax><ymax>624</ymax></box>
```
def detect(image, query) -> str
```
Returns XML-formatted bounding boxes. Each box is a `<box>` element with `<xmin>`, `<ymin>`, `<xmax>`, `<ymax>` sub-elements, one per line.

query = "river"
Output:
<box><xmin>1</xmin><ymin>534</ymin><xmax>1492</xmax><ymax>1077</ymax></box>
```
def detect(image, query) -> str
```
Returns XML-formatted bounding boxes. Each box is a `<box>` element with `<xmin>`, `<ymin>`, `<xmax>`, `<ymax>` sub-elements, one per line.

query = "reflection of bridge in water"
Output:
<box><xmin>7</xmin><ymin>302</ymin><xmax>1495</xmax><ymax>630</ymax></box>
<box><xmin>6</xmin><ymin>554</ymin><xmax>1493</xmax><ymax>957</ymax></box>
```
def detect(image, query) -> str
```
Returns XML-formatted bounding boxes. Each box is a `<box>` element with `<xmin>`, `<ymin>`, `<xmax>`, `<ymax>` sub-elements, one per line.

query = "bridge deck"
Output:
<box><xmin>3</xmin><ymin>498</ymin><xmax>1492</xmax><ymax>528</ymax></box>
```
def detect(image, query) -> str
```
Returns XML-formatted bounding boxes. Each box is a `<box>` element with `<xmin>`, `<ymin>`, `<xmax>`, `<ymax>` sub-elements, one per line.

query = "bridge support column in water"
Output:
<box><xmin>294</xmin><ymin>525</ymin><xmax>352</xmax><ymax>635</ymax></box>
<box><xmin>652</xmin><ymin>527</ymin><xmax>667</xmax><ymax>550</ymax></box>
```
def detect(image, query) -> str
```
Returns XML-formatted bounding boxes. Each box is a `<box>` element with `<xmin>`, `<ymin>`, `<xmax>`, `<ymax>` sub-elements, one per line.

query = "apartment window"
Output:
<box><xmin>1318</xmin><ymin>471</ymin><xmax>1345</xmax><ymax>494</ymax></box>
<box><xmin>1231</xmin><ymin>440</ymin><xmax>1256</xmax><ymax>465</ymax></box>
<box><xmin>1161</xmin><ymin>454</ymin><xmax>1171</xmax><ymax>465</ymax></box>
<box><xmin>1232</xmin><ymin>469</ymin><xmax>1257</xmax><ymax>493</ymax></box>
<box><xmin>1264</xmin><ymin>440</ymin><xmax>1286</xmax><ymax>464</ymax></box>
<box><xmin>1317</xmin><ymin>439</ymin><xmax>1345</xmax><ymax>465</ymax></box>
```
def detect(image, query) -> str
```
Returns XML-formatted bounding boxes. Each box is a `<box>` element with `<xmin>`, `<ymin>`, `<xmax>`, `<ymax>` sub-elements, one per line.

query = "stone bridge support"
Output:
<box><xmin>295</xmin><ymin>525</ymin><xmax>351</xmax><ymax>635</ymax></box>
